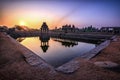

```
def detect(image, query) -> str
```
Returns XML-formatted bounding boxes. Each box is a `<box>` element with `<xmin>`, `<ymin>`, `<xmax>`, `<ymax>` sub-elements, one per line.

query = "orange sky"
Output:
<box><xmin>1</xmin><ymin>8</ymin><xmax>69</xmax><ymax>29</ymax></box>
<box><xmin>1</xmin><ymin>0</ymin><xmax>120</xmax><ymax>29</ymax></box>
<box><xmin>1</xmin><ymin>1</ymin><xmax>72</xmax><ymax>29</ymax></box>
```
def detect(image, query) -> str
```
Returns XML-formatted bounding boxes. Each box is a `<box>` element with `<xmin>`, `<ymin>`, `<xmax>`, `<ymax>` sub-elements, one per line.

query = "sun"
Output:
<box><xmin>19</xmin><ymin>21</ymin><xmax>26</xmax><ymax>26</ymax></box>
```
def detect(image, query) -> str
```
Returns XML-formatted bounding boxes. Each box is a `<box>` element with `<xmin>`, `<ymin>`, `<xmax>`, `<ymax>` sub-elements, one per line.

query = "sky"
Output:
<box><xmin>0</xmin><ymin>0</ymin><xmax>120</xmax><ymax>29</ymax></box>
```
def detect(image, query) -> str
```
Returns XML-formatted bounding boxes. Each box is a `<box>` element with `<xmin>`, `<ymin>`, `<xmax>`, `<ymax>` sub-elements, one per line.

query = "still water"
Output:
<box><xmin>19</xmin><ymin>36</ymin><xmax>96</xmax><ymax>67</ymax></box>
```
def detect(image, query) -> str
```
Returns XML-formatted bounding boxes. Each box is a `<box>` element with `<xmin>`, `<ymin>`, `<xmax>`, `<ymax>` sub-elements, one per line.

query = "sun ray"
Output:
<box><xmin>19</xmin><ymin>21</ymin><xmax>26</xmax><ymax>26</ymax></box>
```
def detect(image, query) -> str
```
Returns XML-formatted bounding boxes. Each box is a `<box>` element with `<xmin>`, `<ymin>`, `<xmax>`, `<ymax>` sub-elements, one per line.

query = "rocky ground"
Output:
<box><xmin>0</xmin><ymin>32</ymin><xmax>120</xmax><ymax>80</ymax></box>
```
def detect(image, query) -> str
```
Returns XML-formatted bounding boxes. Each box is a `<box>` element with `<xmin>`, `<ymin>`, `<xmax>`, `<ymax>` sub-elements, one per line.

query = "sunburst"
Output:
<box><xmin>19</xmin><ymin>21</ymin><xmax>26</xmax><ymax>26</ymax></box>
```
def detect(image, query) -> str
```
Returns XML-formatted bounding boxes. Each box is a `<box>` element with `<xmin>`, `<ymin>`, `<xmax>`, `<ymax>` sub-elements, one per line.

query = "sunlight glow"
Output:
<box><xmin>19</xmin><ymin>21</ymin><xmax>26</xmax><ymax>26</ymax></box>
<box><xmin>1</xmin><ymin>1</ymin><xmax>119</xmax><ymax>29</ymax></box>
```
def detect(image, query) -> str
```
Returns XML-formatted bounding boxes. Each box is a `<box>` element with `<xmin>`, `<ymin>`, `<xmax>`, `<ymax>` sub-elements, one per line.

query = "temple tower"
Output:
<box><xmin>40</xmin><ymin>22</ymin><xmax>49</xmax><ymax>32</ymax></box>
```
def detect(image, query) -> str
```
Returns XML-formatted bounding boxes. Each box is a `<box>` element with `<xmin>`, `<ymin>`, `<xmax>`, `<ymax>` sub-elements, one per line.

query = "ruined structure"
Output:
<box><xmin>40</xmin><ymin>22</ymin><xmax>49</xmax><ymax>32</ymax></box>
<box><xmin>100</xmin><ymin>27</ymin><xmax>120</xmax><ymax>34</ymax></box>
<box><xmin>61</xmin><ymin>24</ymin><xmax>79</xmax><ymax>33</ymax></box>
<box><xmin>39</xmin><ymin>22</ymin><xmax>50</xmax><ymax>52</ymax></box>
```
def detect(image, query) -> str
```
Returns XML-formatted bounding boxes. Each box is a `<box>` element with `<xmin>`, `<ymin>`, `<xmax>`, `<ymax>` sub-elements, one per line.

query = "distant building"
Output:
<box><xmin>82</xmin><ymin>25</ymin><xmax>99</xmax><ymax>32</ymax></box>
<box><xmin>61</xmin><ymin>24</ymin><xmax>78</xmax><ymax>33</ymax></box>
<box><xmin>40</xmin><ymin>22</ymin><xmax>49</xmax><ymax>32</ymax></box>
<box><xmin>100</xmin><ymin>27</ymin><xmax>120</xmax><ymax>34</ymax></box>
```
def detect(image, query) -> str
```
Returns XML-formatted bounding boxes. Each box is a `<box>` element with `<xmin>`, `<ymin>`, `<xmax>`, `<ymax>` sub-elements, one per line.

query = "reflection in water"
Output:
<box><xmin>39</xmin><ymin>34</ymin><xmax>50</xmax><ymax>53</ymax></box>
<box><xmin>53</xmin><ymin>39</ymin><xmax>78</xmax><ymax>47</ymax></box>
<box><xmin>20</xmin><ymin>37</ymin><xmax>96</xmax><ymax>67</ymax></box>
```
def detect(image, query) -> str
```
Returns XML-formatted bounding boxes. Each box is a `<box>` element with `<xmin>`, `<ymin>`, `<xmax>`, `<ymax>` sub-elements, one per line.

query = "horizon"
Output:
<box><xmin>0</xmin><ymin>0</ymin><xmax>120</xmax><ymax>29</ymax></box>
